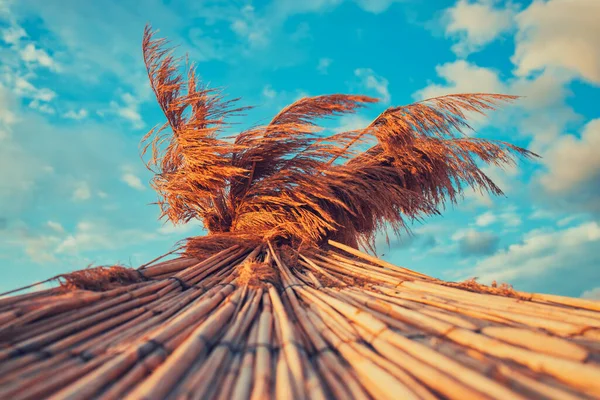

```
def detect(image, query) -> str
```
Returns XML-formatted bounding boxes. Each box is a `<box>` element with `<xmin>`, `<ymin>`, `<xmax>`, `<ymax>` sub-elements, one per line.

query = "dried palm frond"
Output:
<box><xmin>141</xmin><ymin>25</ymin><xmax>538</xmax><ymax>255</ymax></box>
<box><xmin>140</xmin><ymin>26</ymin><xmax>250</xmax><ymax>228</ymax></box>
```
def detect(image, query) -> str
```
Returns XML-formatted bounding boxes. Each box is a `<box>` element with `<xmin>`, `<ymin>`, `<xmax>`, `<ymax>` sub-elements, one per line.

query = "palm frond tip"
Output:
<box><xmin>141</xmin><ymin>25</ymin><xmax>539</xmax><ymax>254</ymax></box>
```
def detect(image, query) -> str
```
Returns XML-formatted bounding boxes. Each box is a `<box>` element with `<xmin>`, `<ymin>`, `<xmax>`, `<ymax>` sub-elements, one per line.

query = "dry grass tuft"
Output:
<box><xmin>184</xmin><ymin>233</ymin><xmax>262</xmax><ymax>259</ymax></box>
<box><xmin>445</xmin><ymin>277</ymin><xmax>529</xmax><ymax>300</ymax></box>
<box><xmin>59</xmin><ymin>265</ymin><xmax>146</xmax><ymax>291</ymax></box>
<box><xmin>236</xmin><ymin>261</ymin><xmax>280</xmax><ymax>288</ymax></box>
<box><xmin>141</xmin><ymin>25</ymin><xmax>539</xmax><ymax>254</ymax></box>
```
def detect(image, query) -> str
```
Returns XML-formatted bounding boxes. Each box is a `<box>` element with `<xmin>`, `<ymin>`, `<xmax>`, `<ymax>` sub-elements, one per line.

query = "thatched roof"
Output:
<box><xmin>2</xmin><ymin>26</ymin><xmax>595</xmax><ymax>399</ymax></box>
<box><xmin>1</xmin><ymin>241</ymin><xmax>600</xmax><ymax>399</ymax></box>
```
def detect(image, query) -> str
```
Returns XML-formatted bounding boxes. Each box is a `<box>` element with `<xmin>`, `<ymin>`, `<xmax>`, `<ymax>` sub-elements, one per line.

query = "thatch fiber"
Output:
<box><xmin>1</xmin><ymin>242</ymin><xmax>600</xmax><ymax>399</ymax></box>
<box><xmin>139</xmin><ymin>25</ymin><xmax>538</xmax><ymax>254</ymax></box>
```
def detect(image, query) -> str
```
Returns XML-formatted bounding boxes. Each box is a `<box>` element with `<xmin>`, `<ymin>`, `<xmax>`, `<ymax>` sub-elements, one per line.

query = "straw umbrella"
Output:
<box><xmin>1</xmin><ymin>26</ymin><xmax>599</xmax><ymax>400</ymax></box>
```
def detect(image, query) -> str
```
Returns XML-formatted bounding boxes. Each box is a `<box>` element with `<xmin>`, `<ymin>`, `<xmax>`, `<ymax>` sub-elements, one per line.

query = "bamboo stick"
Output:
<box><xmin>250</xmin><ymin>293</ymin><xmax>273</xmax><ymax>400</ymax></box>
<box><xmin>268</xmin><ymin>284</ymin><xmax>307</xmax><ymax>399</ymax></box>
<box><xmin>327</xmin><ymin>240</ymin><xmax>430</xmax><ymax>279</ymax></box>
<box><xmin>446</xmin><ymin>328</ymin><xmax>600</xmax><ymax>396</ymax></box>
<box><xmin>125</xmin><ymin>288</ymin><xmax>242</xmax><ymax>399</ymax></box>
<box><xmin>481</xmin><ymin>326</ymin><xmax>589</xmax><ymax>362</ymax></box>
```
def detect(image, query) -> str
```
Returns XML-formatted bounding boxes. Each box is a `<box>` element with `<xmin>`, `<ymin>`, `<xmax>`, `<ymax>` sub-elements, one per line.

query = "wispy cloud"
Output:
<box><xmin>120</xmin><ymin>165</ymin><xmax>146</xmax><ymax>191</ymax></box>
<box><xmin>354</xmin><ymin>68</ymin><xmax>390</xmax><ymax>103</ymax></box>
<box><xmin>63</xmin><ymin>108</ymin><xmax>88</xmax><ymax>120</ymax></box>
<box><xmin>474</xmin><ymin>207</ymin><xmax>521</xmax><ymax>229</ymax></box>
<box><xmin>262</xmin><ymin>84</ymin><xmax>277</xmax><ymax>99</ymax></box>
<box><xmin>121</xmin><ymin>172</ymin><xmax>146</xmax><ymax>191</ymax></box>
<box><xmin>513</xmin><ymin>0</ymin><xmax>600</xmax><ymax>84</ymax></box>
<box><xmin>72</xmin><ymin>181</ymin><xmax>92</xmax><ymax>201</ymax></box>
<box><xmin>230</xmin><ymin>5</ymin><xmax>271</xmax><ymax>49</ymax></box>
<box><xmin>46</xmin><ymin>220</ymin><xmax>65</xmax><ymax>233</ymax></box>
<box><xmin>443</xmin><ymin>0</ymin><xmax>517</xmax><ymax>57</ymax></box>
<box><xmin>538</xmin><ymin>119</ymin><xmax>600</xmax><ymax>213</ymax></box>
<box><xmin>317</xmin><ymin>57</ymin><xmax>332</xmax><ymax>74</ymax></box>
<box><xmin>581</xmin><ymin>287</ymin><xmax>600</xmax><ymax>300</ymax></box>
<box><xmin>109</xmin><ymin>92</ymin><xmax>144</xmax><ymax>129</ymax></box>
<box><xmin>464</xmin><ymin>222</ymin><xmax>600</xmax><ymax>284</ymax></box>
<box><xmin>19</xmin><ymin>43</ymin><xmax>61</xmax><ymax>72</ymax></box>
<box><xmin>1</xmin><ymin>24</ymin><xmax>27</xmax><ymax>46</ymax></box>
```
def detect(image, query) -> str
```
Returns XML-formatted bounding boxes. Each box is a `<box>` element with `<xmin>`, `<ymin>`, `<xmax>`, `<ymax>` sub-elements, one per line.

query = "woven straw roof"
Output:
<box><xmin>1</xmin><ymin>240</ymin><xmax>600</xmax><ymax>399</ymax></box>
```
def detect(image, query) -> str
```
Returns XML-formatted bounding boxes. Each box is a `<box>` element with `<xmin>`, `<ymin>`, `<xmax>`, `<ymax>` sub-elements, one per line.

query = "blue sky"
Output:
<box><xmin>1</xmin><ymin>0</ymin><xmax>599</xmax><ymax>298</ymax></box>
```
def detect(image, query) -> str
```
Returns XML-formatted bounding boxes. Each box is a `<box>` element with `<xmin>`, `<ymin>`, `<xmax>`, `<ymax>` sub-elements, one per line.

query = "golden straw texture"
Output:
<box><xmin>140</xmin><ymin>25</ymin><xmax>538</xmax><ymax>253</ymax></box>
<box><xmin>1</xmin><ymin>242</ymin><xmax>599</xmax><ymax>399</ymax></box>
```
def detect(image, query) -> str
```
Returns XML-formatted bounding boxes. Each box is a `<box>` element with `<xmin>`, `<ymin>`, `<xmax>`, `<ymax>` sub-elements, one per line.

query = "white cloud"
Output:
<box><xmin>72</xmin><ymin>181</ymin><xmax>92</xmax><ymax>201</ymax></box>
<box><xmin>462</xmin><ymin>162</ymin><xmax>520</xmax><ymax>208</ymax></box>
<box><xmin>535</xmin><ymin>119</ymin><xmax>600</xmax><ymax>213</ymax></box>
<box><xmin>539</xmin><ymin>119</ymin><xmax>600</xmax><ymax>193</ymax></box>
<box><xmin>556</xmin><ymin>215</ymin><xmax>583</xmax><ymax>227</ymax></box>
<box><xmin>581</xmin><ymin>287</ymin><xmax>600</xmax><ymax>300</ymax></box>
<box><xmin>475</xmin><ymin>211</ymin><xmax>496</xmax><ymax>227</ymax></box>
<box><xmin>110</xmin><ymin>92</ymin><xmax>144</xmax><ymax>129</ymax></box>
<box><xmin>354</xmin><ymin>68</ymin><xmax>390</xmax><ymax>103</ymax></box>
<box><xmin>2</xmin><ymin>218</ymin><xmax>160</xmax><ymax>269</ymax></box>
<box><xmin>56</xmin><ymin>222</ymin><xmax>109</xmax><ymax>255</ymax></box>
<box><xmin>28</xmin><ymin>99</ymin><xmax>55</xmax><ymax>114</ymax></box>
<box><xmin>412</xmin><ymin>61</ymin><xmax>506</xmax><ymax>131</ymax></box>
<box><xmin>19</xmin><ymin>43</ymin><xmax>60</xmax><ymax>72</ymax></box>
<box><xmin>9</xmin><ymin>77</ymin><xmax>57</xmax><ymax>115</ymax></box>
<box><xmin>272</xmin><ymin>0</ymin><xmax>404</xmax><ymax>18</ymax></box>
<box><xmin>353</xmin><ymin>0</ymin><xmax>404</xmax><ymax>13</ymax></box>
<box><xmin>272</xmin><ymin>0</ymin><xmax>343</xmax><ymax>18</ymax></box>
<box><xmin>500</xmin><ymin>209</ymin><xmax>522</xmax><ymax>228</ymax></box>
<box><xmin>0</xmin><ymin>94</ymin><xmax>47</xmax><ymax>213</ymax></box>
<box><xmin>46</xmin><ymin>220</ymin><xmax>65</xmax><ymax>233</ymax></box>
<box><xmin>1</xmin><ymin>24</ymin><xmax>27</xmax><ymax>45</ymax></box>
<box><xmin>230</xmin><ymin>5</ymin><xmax>270</xmax><ymax>48</ymax></box>
<box><xmin>24</xmin><ymin>234</ymin><xmax>61</xmax><ymax>263</ymax></box>
<box><xmin>335</xmin><ymin>114</ymin><xmax>372</xmax><ymax>133</ymax></box>
<box><xmin>529</xmin><ymin>208</ymin><xmax>554</xmax><ymax>220</ymax></box>
<box><xmin>474</xmin><ymin>207</ymin><xmax>521</xmax><ymax>228</ymax></box>
<box><xmin>414</xmin><ymin>60</ymin><xmax>505</xmax><ymax>99</ymax></box>
<box><xmin>54</xmin><ymin>219</ymin><xmax>157</xmax><ymax>256</ymax></box>
<box><xmin>0</xmin><ymin>220</ymin><xmax>61</xmax><ymax>264</ymax></box>
<box><xmin>293</xmin><ymin>90</ymin><xmax>311</xmax><ymax>102</ymax></box>
<box><xmin>0</xmin><ymin>84</ymin><xmax>18</xmax><ymax>128</ymax></box>
<box><xmin>0</xmin><ymin>96</ymin><xmax>145</xmax><ymax>216</ymax></box>
<box><xmin>262</xmin><ymin>85</ymin><xmax>277</xmax><ymax>99</ymax></box>
<box><xmin>121</xmin><ymin>172</ymin><xmax>145</xmax><ymax>191</ymax></box>
<box><xmin>444</xmin><ymin>0</ymin><xmax>517</xmax><ymax>56</ymax></box>
<box><xmin>4</xmin><ymin>0</ymin><xmax>181</xmax><ymax>94</ymax></box>
<box><xmin>14</xmin><ymin>77</ymin><xmax>57</xmax><ymax>102</ymax></box>
<box><xmin>510</xmin><ymin>71</ymin><xmax>580</xmax><ymax>148</ymax></box>
<box><xmin>317</xmin><ymin>57</ymin><xmax>332</xmax><ymax>74</ymax></box>
<box><xmin>465</xmin><ymin>222</ymin><xmax>600</xmax><ymax>284</ymax></box>
<box><xmin>63</xmin><ymin>109</ymin><xmax>88</xmax><ymax>120</ymax></box>
<box><xmin>513</xmin><ymin>0</ymin><xmax>600</xmax><ymax>84</ymax></box>
<box><xmin>485</xmin><ymin>163</ymin><xmax>519</xmax><ymax>193</ymax></box>
<box><xmin>412</xmin><ymin>60</ymin><xmax>579</xmax><ymax>148</ymax></box>
<box><xmin>220</xmin><ymin>0</ymin><xmax>406</xmax><ymax>54</ymax></box>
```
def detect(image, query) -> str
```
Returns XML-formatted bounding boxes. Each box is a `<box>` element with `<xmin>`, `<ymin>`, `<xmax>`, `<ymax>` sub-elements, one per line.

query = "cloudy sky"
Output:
<box><xmin>1</xmin><ymin>0</ymin><xmax>598</xmax><ymax>298</ymax></box>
